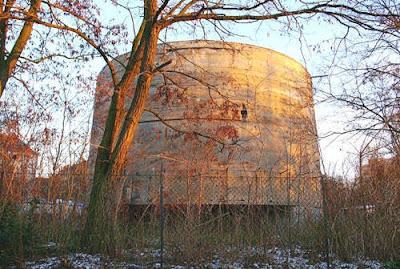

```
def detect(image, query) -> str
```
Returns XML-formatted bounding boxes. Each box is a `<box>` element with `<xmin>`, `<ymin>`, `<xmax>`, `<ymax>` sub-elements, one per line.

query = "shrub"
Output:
<box><xmin>0</xmin><ymin>202</ymin><xmax>37</xmax><ymax>266</ymax></box>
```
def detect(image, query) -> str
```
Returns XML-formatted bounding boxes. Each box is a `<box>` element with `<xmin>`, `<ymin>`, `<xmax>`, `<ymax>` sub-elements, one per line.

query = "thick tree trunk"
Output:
<box><xmin>0</xmin><ymin>1</ymin><xmax>8</xmax><ymax>98</ymax></box>
<box><xmin>82</xmin><ymin>0</ymin><xmax>160</xmax><ymax>254</ymax></box>
<box><xmin>0</xmin><ymin>0</ymin><xmax>42</xmax><ymax>98</ymax></box>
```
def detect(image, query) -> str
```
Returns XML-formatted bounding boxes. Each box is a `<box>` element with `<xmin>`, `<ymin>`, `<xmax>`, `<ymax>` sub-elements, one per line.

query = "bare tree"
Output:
<box><xmin>316</xmin><ymin>1</ymin><xmax>400</xmax><ymax>152</ymax></box>
<box><xmin>0</xmin><ymin>0</ymin><xmax>117</xmax><ymax>99</ymax></box>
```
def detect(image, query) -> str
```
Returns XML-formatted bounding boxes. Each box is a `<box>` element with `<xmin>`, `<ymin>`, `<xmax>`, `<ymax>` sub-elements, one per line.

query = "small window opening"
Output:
<box><xmin>241</xmin><ymin>104</ymin><xmax>248</xmax><ymax>121</ymax></box>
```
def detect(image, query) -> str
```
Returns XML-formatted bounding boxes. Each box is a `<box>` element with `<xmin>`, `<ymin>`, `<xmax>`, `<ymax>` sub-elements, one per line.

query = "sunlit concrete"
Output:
<box><xmin>89</xmin><ymin>40</ymin><xmax>321</xmax><ymax>208</ymax></box>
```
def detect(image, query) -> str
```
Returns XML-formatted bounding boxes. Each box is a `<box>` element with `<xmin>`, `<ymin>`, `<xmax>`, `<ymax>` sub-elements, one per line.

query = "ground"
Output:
<box><xmin>23</xmin><ymin>246</ymin><xmax>383</xmax><ymax>269</ymax></box>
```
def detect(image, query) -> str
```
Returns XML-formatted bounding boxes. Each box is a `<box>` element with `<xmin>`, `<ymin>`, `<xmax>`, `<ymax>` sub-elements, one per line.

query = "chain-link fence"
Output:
<box><xmin>2</xmin><ymin>166</ymin><xmax>399</xmax><ymax>267</ymax></box>
<box><xmin>114</xmin><ymin>164</ymin><xmax>397</xmax><ymax>267</ymax></box>
<box><xmin>118</xmin><ymin>167</ymin><xmax>329</xmax><ymax>267</ymax></box>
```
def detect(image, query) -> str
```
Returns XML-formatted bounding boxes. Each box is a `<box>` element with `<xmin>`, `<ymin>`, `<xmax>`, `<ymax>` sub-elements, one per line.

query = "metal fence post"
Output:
<box><xmin>320</xmin><ymin>175</ymin><xmax>331</xmax><ymax>269</ymax></box>
<box><xmin>159</xmin><ymin>162</ymin><xmax>165</xmax><ymax>269</ymax></box>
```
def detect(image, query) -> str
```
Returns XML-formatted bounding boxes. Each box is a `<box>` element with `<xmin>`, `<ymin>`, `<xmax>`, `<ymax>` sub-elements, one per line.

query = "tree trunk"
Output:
<box><xmin>0</xmin><ymin>0</ymin><xmax>42</xmax><ymax>98</ymax></box>
<box><xmin>0</xmin><ymin>80</ymin><xmax>5</xmax><ymax>98</ymax></box>
<box><xmin>82</xmin><ymin>0</ymin><xmax>160</xmax><ymax>254</ymax></box>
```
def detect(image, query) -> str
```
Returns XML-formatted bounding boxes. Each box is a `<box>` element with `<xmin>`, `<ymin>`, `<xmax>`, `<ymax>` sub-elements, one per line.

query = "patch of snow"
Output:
<box><xmin>25</xmin><ymin>246</ymin><xmax>384</xmax><ymax>269</ymax></box>
<box><xmin>25</xmin><ymin>253</ymin><xmax>103</xmax><ymax>269</ymax></box>
<box><xmin>361</xmin><ymin>260</ymin><xmax>382</xmax><ymax>269</ymax></box>
<box><xmin>25</xmin><ymin>257</ymin><xmax>61</xmax><ymax>269</ymax></box>
<box><xmin>68</xmin><ymin>253</ymin><xmax>102</xmax><ymax>269</ymax></box>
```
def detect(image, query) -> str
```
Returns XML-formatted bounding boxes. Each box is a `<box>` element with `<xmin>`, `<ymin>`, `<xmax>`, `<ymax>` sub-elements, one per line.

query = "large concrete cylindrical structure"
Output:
<box><xmin>89</xmin><ymin>40</ymin><xmax>321</xmax><ymax>207</ymax></box>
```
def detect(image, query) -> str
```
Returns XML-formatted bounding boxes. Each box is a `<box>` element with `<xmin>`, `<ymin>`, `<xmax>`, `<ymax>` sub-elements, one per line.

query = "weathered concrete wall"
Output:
<box><xmin>89</xmin><ymin>40</ymin><xmax>321</xmax><ymax>207</ymax></box>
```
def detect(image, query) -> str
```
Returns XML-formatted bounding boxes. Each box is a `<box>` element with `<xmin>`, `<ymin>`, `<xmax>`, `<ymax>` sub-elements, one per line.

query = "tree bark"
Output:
<box><xmin>0</xmin><ymin>0</ymin><xmax>41</xmax><ymax>98</ymax></box>
<box><xmin>82</xmin><ymin>0</ymin><xmax>160</xmax><ymax>254</ymax></box>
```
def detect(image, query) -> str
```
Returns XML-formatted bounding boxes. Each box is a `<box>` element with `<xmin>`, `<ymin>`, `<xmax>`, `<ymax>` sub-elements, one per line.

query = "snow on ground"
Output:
<box><xmin>24</xmin><ymin>247</ymin><xmax>383</xmax><ymax>269</ymax></box>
